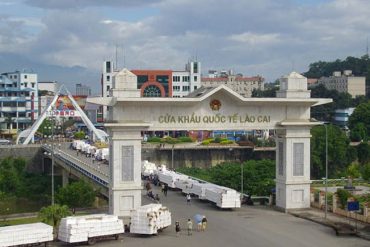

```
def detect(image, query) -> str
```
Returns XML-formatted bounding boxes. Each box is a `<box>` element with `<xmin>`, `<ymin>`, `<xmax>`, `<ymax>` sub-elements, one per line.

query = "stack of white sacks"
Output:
<box><xmin>157</xmin><ymin>169</ymin><xmax>189</xmax><ymax>189</ymax></box>
<box><xmin>130</xmin><ymin>204</ymin><xmax>172</xmax><ymax>235</ymax></box>
<box><xmin>205</xmin><ymin>186</ymin><xmax>241</xmax><ymax>208</ymax></box>
<box><xmin>141</xmin><ymin>160</ymin><xmax>158</xmax><ymax>177</ymax></box>
<box><xmin>58</xmin><ymin>214</ymin><xmax>124</xmax><ymax>243</ymax></box>
<box><xmin>0</xmin><ymin>223</ymin><xmax>53</xmax><ymax>247</ymax></box>
<box><xmin>191</xmin><ymin>182</ymin><xmax>216</xmax><ymax>200</ymax></box>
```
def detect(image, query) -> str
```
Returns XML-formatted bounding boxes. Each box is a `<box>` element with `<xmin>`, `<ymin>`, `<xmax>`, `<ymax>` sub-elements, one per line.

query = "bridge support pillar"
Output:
<box><xmin>62</xmin><ymin>169</ymin><xmax>69</xmax><ymax>187</ymax></box>
<box><xmin>275</xmin><ymin>127</ymin><xmax>312</xmax><ymax>212</ymax></box>
<box><xmin>106</xmin><ymin>126</ymin><xmax>144</xmax><ymax>217</ymax></box>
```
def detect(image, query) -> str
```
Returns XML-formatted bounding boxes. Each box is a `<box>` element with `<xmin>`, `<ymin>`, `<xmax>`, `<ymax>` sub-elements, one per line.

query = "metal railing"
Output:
<box><xmin>42</xmin><ymin>145</ymin><xmax>109</xmax><ymax>188</ymax></box>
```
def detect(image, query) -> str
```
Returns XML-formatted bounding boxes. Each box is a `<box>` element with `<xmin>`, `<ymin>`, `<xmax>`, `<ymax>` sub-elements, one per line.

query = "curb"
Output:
<box><xmin>290</xmin><ymin>212</ymin><xmax>370</xmax><ymax>241</ymax></box>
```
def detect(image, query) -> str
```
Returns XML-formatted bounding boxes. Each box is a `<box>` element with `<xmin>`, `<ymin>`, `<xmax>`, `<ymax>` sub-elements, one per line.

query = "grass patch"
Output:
<box><xmin>1</xmin><ymin>217</ymin><xmax>41</xmax><ymax>226</ymax></box>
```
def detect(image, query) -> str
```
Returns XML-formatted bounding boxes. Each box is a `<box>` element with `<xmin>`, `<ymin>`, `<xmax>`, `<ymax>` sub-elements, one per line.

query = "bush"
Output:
<box><xmin>202</xmin><ymin>140</ymin><xmax>210</xmax><ymax>145</ymax></box>
<box><xmin>361</xmin><ymin>163</ymin><xmax>370</xmax><ymax>181</ymax></box>
<box><xmin>147</xmin><ymin>136</ymin><xmax>161</xmax><ymax>143</ymax></box>
<box><xmin>178</xmin><ymin>136</ymin><xmax>193</xmax><ymax>143</ymax></box>
<box><xmin>336</xmin><ymin>189</ymin><xmax>352</xmax><ymax>209</ymax></box>
<box><xmin>162</xmin><ymin>137</ymin><xmax>180</xmax><ymax>144</ymax></box>
<box><xmin>220</xmin><ymin>140</ymin><xmax>234</xmax><ymax>145</ymax></box>
<box><xmin>346</xmin><ymin>163</ymin><xmax>361</xmax><ymax>178</ymax></box>
<box><xmin>214</xmin><ymin>137</ymin><xmax>222</xmax><ymax>143</ymax></box>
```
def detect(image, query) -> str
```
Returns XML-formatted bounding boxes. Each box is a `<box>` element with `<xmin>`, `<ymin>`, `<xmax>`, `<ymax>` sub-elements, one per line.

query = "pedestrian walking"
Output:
<box><xmin>187</xmin><ymin>219</ymin><xmax>193</xmax><ymax>236</ymax></box>
<box><xmin>145</xmin><ymin>181</ymin><xmax>151</xmax><ymax>191</ymax></box>
<box><xmin>164</xmin><ymin>184</ymin><xmax>168</xmax><ymax>197</ymax></box>
<box><xmin>201</xmin><ymin>216</ymin><xmax>207</xmax><ymax>231</ymax></box>
<box><xmin>186</xmin><ymin>193</ymin><xmax>191</xmax><ymax>205</ymax></box>
<box><xmin>161</xmin><ymin>183</ymin><xmax>165</xmax><ymax>193</ymax></box>
<box><xmin>175</xmin><ymin>221</ymin><xmax>181</xmax><ymax>237</ymax></box>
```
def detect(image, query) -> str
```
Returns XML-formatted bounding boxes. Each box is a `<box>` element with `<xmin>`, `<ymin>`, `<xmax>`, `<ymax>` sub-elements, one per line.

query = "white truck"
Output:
<box><xmin>58</xmin><ymin>214</ymin><xmax>124</xmax><ymax>245</ymax></box>
<box><xmin>0</xmin><ymin>222</ymin><xmax>53</xmax><ymax>247</ymax></box>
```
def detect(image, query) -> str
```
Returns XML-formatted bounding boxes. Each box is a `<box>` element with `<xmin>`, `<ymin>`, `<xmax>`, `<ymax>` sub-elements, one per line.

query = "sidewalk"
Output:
<box><xmin>289</xmin><ymin>208</ymin><xmax>370</xmax><ymax>241</ymax></box>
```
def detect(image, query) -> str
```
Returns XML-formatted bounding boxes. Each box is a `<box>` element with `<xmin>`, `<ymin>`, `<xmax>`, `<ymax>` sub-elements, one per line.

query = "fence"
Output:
<box><xmin>310</xmin><ymin>190</ymin><xmax>370</xmax><ymax>223</ymax></box>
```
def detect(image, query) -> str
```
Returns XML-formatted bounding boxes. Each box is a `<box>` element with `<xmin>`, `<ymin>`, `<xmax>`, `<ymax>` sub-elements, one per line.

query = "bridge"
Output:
<box><xmin>41</xmin><ymin>143</ymin><xmax>109</xmax><ymax>197</ymax></box>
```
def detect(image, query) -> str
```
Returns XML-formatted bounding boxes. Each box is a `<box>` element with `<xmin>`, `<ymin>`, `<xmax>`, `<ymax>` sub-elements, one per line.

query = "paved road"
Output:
<box><xmin>52</xmin><ymin>184</ymin><xmax>369</xmax><ymax>247</ymax></box>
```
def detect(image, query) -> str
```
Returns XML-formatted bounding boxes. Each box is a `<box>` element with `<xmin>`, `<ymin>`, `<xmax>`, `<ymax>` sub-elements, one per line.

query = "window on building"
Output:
<box><xmin>194</xmin><ymin>76</ymin><xmax>198</xmax><ymax>82</ymax></box>
<box><xmin>24</xmin><ymin>82</ymin><xmax>28</xmax><ymax>87</ymax></box>
<box><xmin>106</xmin><ymin>61</ymin><xmax>111</xmax><ymax>73</ymax></box>
<box><xmin>143</xmin><ymin>85</ymin><xmax>161</xmax><ymax>97</ymax></box>
<box><xmin>173</xmin><ymin>76</ymin><xmax>180</xmax><ymax>82</ymax></box>
<box><xmin>182</xmin><ymin>86</ymin><xmax>190</xmax><ymax>91</ymax></box>
<box><xmin>107</xmin><ymin>85</ymin><xmax>110</xmax><ymax>91</ymax></box>
<box><xmin>9</xmin><ymin>75</ymin><xmax>12</xmax><ymax>79</ymax></box>
<box><xmin>24</xmin><ymin>75</ymin><xmax>27</xmax><ymax>79</ymax></box>
<box><xmin>14</xmin><ymin>75</ymin><xmax>17</xmax><ymax>79</ymax></box>
<box><xmin>173</xmin><ymin>86</ymin><xmax>180</xmax><ymax>91</ymax></box>
<box><xmin>31</xmin><ymin>83</ymin><xmax>35</xmax><ymax>88</ymax></box>
<box><xmin>293</xmin><ymin>143</ymin><xmax>304</xmax><ymax>176</ymax></box>
<box><xmin>182</xmin><ymin>76</ymin><xmax>189</xmax><ymax>82</ymax></box>
<box><xmin>18</xmin><ymin>112</ymin><xmax>26</xmax><ymax>117</ymax></box>
<box><xmin>193</xmin><ymin>62</ymin><xmax>198</xmax><ymax>73</ymax></box>
<box><xmin>107</xmin><ymin>75</ymin><xmax>110</xmax><ymax>81</ymax></box>
<box><xmin>194</xmin><ymin>86</ymin><xmax>198</xmax><ymax>90</ymax></box>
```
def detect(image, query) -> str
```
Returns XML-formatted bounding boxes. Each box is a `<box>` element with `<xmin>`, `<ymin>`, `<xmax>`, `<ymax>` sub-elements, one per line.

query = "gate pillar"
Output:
<box><xmin>275</xmin><ymin>127</ymin><xmax>312</xmax><ymax>211</ymax></box>
<box><xmin>106</xmin><ymin>126</ymin><xmax>144</xmax><ymax>217</ymax></box>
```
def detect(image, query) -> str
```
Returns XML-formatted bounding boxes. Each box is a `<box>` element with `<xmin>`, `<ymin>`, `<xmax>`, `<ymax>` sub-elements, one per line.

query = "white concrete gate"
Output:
<box><xmin>88</xmin><ymin>69</ymin><xmax>331</xmax><ymax>216</ymax></box>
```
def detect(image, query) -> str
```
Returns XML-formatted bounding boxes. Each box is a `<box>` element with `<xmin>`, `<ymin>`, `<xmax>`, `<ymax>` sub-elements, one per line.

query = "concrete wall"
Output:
<box><xmin>142</xmin><ymin>146</ymin><xmax>275</xmax><ymax>168</ymax></box>
<box><xmin>0</xmin><ymin>144</ymin><xmax>43</xmax><ymax>173</ymax></box>
<box><xmin>0</xmin><ymin>145</ymin><xmax>275</xmax><ymax>172</ymax></box>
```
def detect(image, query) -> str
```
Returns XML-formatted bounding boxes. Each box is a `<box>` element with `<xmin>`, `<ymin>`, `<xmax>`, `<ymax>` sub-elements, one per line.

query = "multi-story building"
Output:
<box><xmin>334</xmin><ymin>107</ymin><xmax>355</xmax><ymax>129</ymax></box>
<box><xmin>172</xmin><ymin>61</ymin><xmax>201</xmax><ymax>97</ymax></box>
<box><xmin>100</xmin><ymin>60</ymin><xmax>201</xmax><ymax>120</ymax></box>
<box><xmin>201</xmin><ymin>70</ymin><xmax>264</xmax><ymax>97</ymax></box>
<box><xmin>76</xmin><ymin>83</ymin><xmax>91</xmax><ymax>96</ymax></box>
<box><xmin>318</xmin><ymin>70</ymin><xmax>365</xmax><ymax>98</ymax></box>
<box><xmin>0</xmin><ymin>70</ymin><xmax>38</xmax><ymax>135</ymax></box>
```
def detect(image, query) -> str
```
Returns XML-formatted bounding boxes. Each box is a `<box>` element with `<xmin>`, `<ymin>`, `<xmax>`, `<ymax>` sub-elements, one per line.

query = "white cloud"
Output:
<box><xmin>1</xmin><ymin>0</ymin><xmax>370</xmax><ymax>88</ymax></box>
<box><xmin>229</xmin><ymin>32</ymin><xmax>281</xmax><ymax>46</ymax></box>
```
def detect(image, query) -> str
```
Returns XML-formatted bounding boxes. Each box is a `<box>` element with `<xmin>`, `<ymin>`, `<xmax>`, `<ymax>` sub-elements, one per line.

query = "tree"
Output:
<box><xmin>38</xmin><ymin>204</ymin><xmax>71</xmax><ymax>236</ymax></box>
<box><xmin>350</xmin><ymin>123</ymin><xmax>367</xmax><ymax>142</ymax></box>
<box><xmin>37</xmin><ymin>119</ymin><xmax>53</xmax><ymax>137</ymax></box>
<box><xmin>74</xmin><ymin>131</ymin><xmax>86</xmax><ymax>139</ymax></box>
<box><xmin>56</xmin><ymin>180</ymin><xmax>96</xmax><ymax>213</ymax></box>
<box><xmin>357</xmin><ymin>142</ymin><xmax>370</xmax><ymax>165</ymax></box>
<box><xmin>361</xmin><ymin>163</ymin><xmax>370</xmax><ymax>181</ymax></box>
<box><xmin>348</xmin><ymin>101</ymin><xmax>370</xmax><ymax>139</ymax></box>
<box><xmin>311</xmin><ymin>125</ymin><xmax>351</xmax><ymax>178</ymax></box>
<box><xmin>0</xmin><ymin>157</ymin><xmax>26</xmax><ymax>195</ymax></box>
<box><xmin>346</xmin><ymin>163</ymin><xmax>361</xmax><ymax>178</ymax></box>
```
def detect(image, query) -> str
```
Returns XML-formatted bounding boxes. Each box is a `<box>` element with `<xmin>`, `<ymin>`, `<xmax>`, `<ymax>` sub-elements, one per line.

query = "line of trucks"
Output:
<box><xmin>143</xmin><ymin>160</ymin><xmax>241</xmax><ymax>208</ymax></box>
<box><xmin>0</xmin><ymin>203</ymin><xmax>172</xmax><ymax>247</ymax></box>
<box><xmin>72</xmin><ymin>140</ymin><xmax>109</xmax><ymax>162</ymax></box>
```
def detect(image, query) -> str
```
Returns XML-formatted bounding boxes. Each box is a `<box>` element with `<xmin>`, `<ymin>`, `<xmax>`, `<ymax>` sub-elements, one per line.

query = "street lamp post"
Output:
<box><xmin>171</xmin><ymin>145</ymin><xmax>174</xmax><ymax>170</ymax></box>
<box><xmin>44</xmin><ymin>121</ymin><xmax>61</xmax><ymax>206</ymax></box>
<box><xmin>241</xmin><ymin>160</ymin><xmax>244</xmax><ymax>198</ymax></box>
<box><xmin>324</xmin><ymin>124</ymin><xmax>328</xmax><ymax>219</ymax></box>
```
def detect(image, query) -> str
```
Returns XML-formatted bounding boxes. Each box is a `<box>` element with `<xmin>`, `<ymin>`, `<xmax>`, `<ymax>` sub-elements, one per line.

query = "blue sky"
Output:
<box><xmin>0</xmin><ymin>0</ymin><xmax>369</xmax><ymax>94</ymax></box>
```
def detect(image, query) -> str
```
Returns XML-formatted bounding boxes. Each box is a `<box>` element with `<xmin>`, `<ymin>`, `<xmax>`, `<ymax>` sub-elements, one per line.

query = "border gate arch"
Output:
<box><xmin>88</xmin><ymin>69</ymin><xmax>332</xmax><ymax>217</ymax></box>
